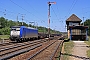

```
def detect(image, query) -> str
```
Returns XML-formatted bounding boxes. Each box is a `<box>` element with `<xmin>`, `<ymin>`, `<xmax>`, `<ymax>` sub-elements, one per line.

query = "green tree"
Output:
<box><xmin>84</xmin><ymin>19</ymin><xmax>90</xmax><ymax>35</ymax></box>
<box><xmin>0</xmin><ymin>17</ymin><xmax>61</xmax><ymax>35</ymax></box>
<box><xmin>0</xmin><ymin>17</ymin><xmax>6</xmax><ymax>28</ymax></box>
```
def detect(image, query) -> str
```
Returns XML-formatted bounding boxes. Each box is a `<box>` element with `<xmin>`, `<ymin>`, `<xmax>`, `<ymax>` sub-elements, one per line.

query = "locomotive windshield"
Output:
<box><xmin>11</xmin><ymin>26</ymin><xmax>20</xmax><ymax>31</ymax></box>
<box><xmin>11</xmin><ymin>28</ymin><xmax>20</xmax><ymax>31</ymax></box>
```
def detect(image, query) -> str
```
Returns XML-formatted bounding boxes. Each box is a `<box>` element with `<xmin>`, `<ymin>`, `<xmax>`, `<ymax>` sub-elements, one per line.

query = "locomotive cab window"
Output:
<box><xmin>11</xmin><ymin>28</ymin><xmax>16</xmax><ymax>31</ymax></box>
<box><xmin>11</xmin><ymin>27</ymin><xmax>20</xmax><ymax>31</ymax></box>
<box><xmin>16</xmin><ymin>28</ymin><xmax>20</xmax><ymax>31</ymax></box>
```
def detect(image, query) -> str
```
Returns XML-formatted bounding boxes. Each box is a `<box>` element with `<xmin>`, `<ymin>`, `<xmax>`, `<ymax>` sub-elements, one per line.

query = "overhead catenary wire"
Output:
<box><xmin>23</xmin><ymin>0</ymin><xmax>47</xmax><ymax>23</ymax></box>
<box><xmin>0</xmin><ymin>3</ymin><xmax>22</xmax><ymax>21</ymax></box>
<box><xmin>46</xmin><ymin>0</ymin><xmax>65</xmax><ymax>32</ymax></box>
<box><xmin>47</xmin><ymin>0</ymin><xmax>61</xmax><ymax>22</ymax></box>
<box><xmin>51</xmin><ymin>6</ymin><xmax>60</xmax><ymax>21</ymax></box>
<box><xmin>48</xmin><ymin>0</ymin><xmax>68</xmax><ymax>32</ymax></box>
<box><xmin>0</xmin><ymin>0</ymin><xmax>45</xmax><ymax>25</ymax></box>
<box><xmin>65</xmin><ymin>0</ymin><xmax>77</xmax><ymax>19</ymax></box>
<box><xmin>9</xmin><ymin>0</ymin><xmax>43</xmax><ymax>22</ymax></box>
<box><xmin>0</xmin><ymin>1</ymin><xmax>17</xmax><ymax>15</ymax></box>
<box><xmin>63</xmin><ymin>0</ymin><xmax>77</xmax><ymax>32</ymax></box>
<box><xmin>0</xmin><ymin>8</ymin><xmax>26</xmax><ymax>24</ymax></box>
<box><xmin>23</xmin><ymin>1</ymin><xmax>40</xmax><ymax>15</ymax></box>
<box><xmin>54</xmin><ymin>0</ymin><xmax>62</xmax><ymax>20</ymax></box>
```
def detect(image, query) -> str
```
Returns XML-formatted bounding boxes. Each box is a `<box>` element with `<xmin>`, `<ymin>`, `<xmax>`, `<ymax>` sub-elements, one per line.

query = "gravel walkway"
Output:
<box><xmin>70</xmin><ymin>41</ymin><xmax>89</xmax><ymax>60</ymax></box>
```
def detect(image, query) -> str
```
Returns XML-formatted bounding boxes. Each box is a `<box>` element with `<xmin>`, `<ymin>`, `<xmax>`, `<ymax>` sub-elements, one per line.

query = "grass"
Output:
<box><xmin>62</xmin><ymin>41</ymin><xmax>74</xmax><ymax>60</ymax></box>
<box><xmin>87</xmin><ymin>50</ymin><xmax>90</xmax><ymax>58</ymax></box>
<box><xmin>85</xmin><ymin>36</ymin><xmax>90</xmax><ymax>57</ymax></box>
<box><xmin>85</xmin><ymin>36</ymin><xmax>90</xmax><ymax>45</ymax></box>
<box><xmin>0</xmin><ymin>35</ymin><xmax>10</xmax><ymax>40</ymax></box>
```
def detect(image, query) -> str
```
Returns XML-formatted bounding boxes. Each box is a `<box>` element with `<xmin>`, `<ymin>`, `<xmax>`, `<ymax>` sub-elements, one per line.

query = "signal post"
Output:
<box><xmin>48</xmin><ymin>2</ymin><xmax>56</xmax><ymax>39</ymax></box>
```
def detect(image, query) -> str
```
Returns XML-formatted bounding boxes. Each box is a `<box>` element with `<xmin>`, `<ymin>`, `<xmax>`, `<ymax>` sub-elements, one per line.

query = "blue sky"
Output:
<box><xmin>0</xmin><ymin>0</ymin><xmax>90</xmax><ymax>32</ymax></box>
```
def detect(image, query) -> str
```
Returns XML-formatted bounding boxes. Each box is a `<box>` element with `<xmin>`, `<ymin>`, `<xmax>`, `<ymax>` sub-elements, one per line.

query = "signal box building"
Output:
<box><xmin>66</xmin><ymin>14</ymin><xmax>88</xmax><ymax>40</ymax></box>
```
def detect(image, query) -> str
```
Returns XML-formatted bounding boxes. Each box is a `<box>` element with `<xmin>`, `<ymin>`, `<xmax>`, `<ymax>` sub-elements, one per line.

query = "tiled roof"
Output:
<box><xmin>66</xmin><ymin>14</ymin><xmax>82</xmax><ymax>22</ymax></box>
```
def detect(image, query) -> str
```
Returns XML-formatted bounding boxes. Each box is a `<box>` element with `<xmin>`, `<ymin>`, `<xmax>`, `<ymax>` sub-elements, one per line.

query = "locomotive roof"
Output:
<box><xmin>21</xmin><ymin>26</ymin><xmax>37</xmax><ymax>30</ymax></box>
<box><xmin>27</xmin><ymin>27</ymin><xmax>38</xmax><ymax>30</ymax></box>
<box><xmin>10</xmin><ymin>26</ymin><xmax>38</xmax><ymax>30</ymax></box>
<box><xmin>10</xmin><ymin>26</ymin><xmax>20</xmax><ymax>28</ymax></box>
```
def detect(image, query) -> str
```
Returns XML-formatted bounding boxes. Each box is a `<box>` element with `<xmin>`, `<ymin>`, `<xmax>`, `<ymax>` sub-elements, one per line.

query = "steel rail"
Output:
<box><xmin>27</xmin><ymin>41</ymin><xmax>56</xmax><ymax>60</ymax></box>
<box><xmin>50</xmin><ymin>40</ymin><xmax>64</xmax><ymax>60</ymax></box>
<box><xmin>0</xmin><ymin>39</ymin><xmax>48</xmax><ymax>60</ymax></box>
<box><xmin>0</xmin><ymin>44</ymin><xmax>42</xmax><ymax>60</ymax></box>
<box><xmin>0</xmin><ymin>39</ymin><xmax>46</xmax><ymax>49</ymax></box>
<box><xmin>0</xmin><ymin>40</ymin><xmax>47</xmax><ymax>56</ymax></box>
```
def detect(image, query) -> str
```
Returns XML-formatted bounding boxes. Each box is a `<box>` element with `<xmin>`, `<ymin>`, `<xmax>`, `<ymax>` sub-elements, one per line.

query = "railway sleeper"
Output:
<box><xmin>27</xmin><ymin>40</ymin><xmax>56</xmax><ymax>60</ymax></box>
<box><xmin>0</xmin><ymin>41</ymin><xmax>43</xmax><ymax>56</ymax></box>
<box><xmin>0</xmin><ymin>44</ymin><xmax>42</xmax><ymax>60</ymax></box>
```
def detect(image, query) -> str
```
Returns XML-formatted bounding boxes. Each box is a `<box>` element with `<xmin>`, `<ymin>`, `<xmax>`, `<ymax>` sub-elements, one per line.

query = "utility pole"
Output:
<box><xmin>17</xmin><ymin>13</ymin><xmax>20</xmax><ymax>26</ymax></box>
<box><xmin>22</xmin><ymin>15</ymin><xmax>24</xmax><ymax>25</ymax></box>
<box><xmin>29</xmin><ymin>22</ymin><xmax>35</xmax><ymax>28</ymax></box>
<box><xmin>83</xmin><ymin>17</ymin><xmax>84</xmax><ymax>26</ymax></box>
<box><xmin>4</xmin><ymin>9</ymin><xmax>6</xmax><ymax>27</ymax></box>
<box><xmin>3</xmin><ymin>9</ymin><xmax>6</xmax><ymax>18</ymax></box>
<box><xmin>16</xmin><ymin>13</ymin><xmax>18</xmax><ymax>26</ymax></box>
<box><xmin>48</xmin><ymin>2</ymin><xmax>56</xmax><ymax>38</ymax></box>
<box><xmin>36</xmin><ymin>22</ymin><xmax>38</xmax><ymax>29</ymax></box>
<box><xmin>17</xmin><ymin>15</ymin><xmax>18</xmax><ymax>22</ymax></box>
<box><xmin>21</xmin><ymin>14</ymin><xmax>25</xmax><ymax>25</ymax></box>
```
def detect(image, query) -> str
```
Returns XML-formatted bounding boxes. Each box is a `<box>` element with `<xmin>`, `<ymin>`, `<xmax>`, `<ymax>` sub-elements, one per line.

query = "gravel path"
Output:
<box><xmin>70</xmin><ymin>41</ymin><xmax>89</xmax><ymax>60</ymax></box>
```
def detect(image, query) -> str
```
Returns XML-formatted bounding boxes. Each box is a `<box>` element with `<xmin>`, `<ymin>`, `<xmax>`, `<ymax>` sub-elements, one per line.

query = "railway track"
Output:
<box><xmin>9</xmin><ymin>40</ymin><xmax>64</xmax><ymax>60</ymax></box>
<box><xmin>29</xmin><ymin>40</ymin><xmax>64</xmax><ymax>60</ymax></box>
<box><xmin>0</xmin><ymin>37</ymin><xmax>54</xmax><ymax>46</ymax></box>
<box><xmin>0</xmin><ymin>39</ymin><xmax>10</xmax><ymax>44</ymax></box>
<box><xmin>0</xmin><ymin>39</ymin><xmax>47</xmax><ymax>60</ymax></box>
<box><xmin>0</xmin><ymin>39</ymin><xmax>46</xmax><ymax>49</ymax></box>
<box><xmin>27</xmin><ymin>40</ymin><xmax>56</xmax><ymax>60</ymax></box>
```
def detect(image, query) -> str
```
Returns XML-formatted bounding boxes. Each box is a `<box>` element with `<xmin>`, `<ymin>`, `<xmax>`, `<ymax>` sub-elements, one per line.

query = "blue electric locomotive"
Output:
<box><xmin>10</xmin><ymin>26</ymin><xmax>38</xmax><ymax>42</ymax></box>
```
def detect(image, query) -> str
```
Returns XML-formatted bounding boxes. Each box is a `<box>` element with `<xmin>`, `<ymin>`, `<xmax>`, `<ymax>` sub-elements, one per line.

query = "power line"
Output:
<box><xmin>54</xmin><ymin>0</ymin><xmax>62</xmax><ymax>19</ymax></box>
<box><xmin>69</xmin><ymin>0</ymin><xmax>77</xmax><ymax>14</ymax></box>
<box><xmin>65</xmin><ymin>0</ymin><xmax>77</xmax><ymax>19</ymax></box>
<box><xmin>9</xmin><ymin>0</ymin><xmax>43</xmax><ymax>21</ymax></box>
<box><xmin>47</xmin><ymin>0</ymin><xmax>61</xmax><ymax>21</ymax></box>
<box><xmin>0</xmin><ymin>1</ymin><xmax>17</xmax><ymax>14</ymax></box>
<box><xmin>47</xmin><ymin>0</ymin><xmax>63</xmax><ymax>22</ymax></box>
<box><xmin>23</xmin><ymin>0</ymin><xmax>46</xmax><ymax>22</ymax></box>
<box><xmin>23</xmin><ymin>1</ymin><xmax>39</xmax><ymax>14</ymax></box>
<box><xmin>0</xmin><ymin>1</ymin><xmax>41</xmax><ymax>26</ymax></box>
<box><xmin>0</xmin><ymin>4</ymin><xmax>21</xmax><ymax>20</ymax></box>
<box><xmin>51</xmin><ymin>6</ymin><xmax>60</xmax><ymax>21</ymax></box>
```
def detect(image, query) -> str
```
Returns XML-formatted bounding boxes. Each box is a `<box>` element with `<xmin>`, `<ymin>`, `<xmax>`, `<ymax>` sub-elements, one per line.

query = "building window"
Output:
<box><xmin>69</xmin><ymin>22</ymin><xmax>79</xmax><ymax>26</ymax></box>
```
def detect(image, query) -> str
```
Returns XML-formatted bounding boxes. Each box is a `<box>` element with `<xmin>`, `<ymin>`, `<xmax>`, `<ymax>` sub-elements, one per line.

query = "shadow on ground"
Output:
<box><xmin>74</xmin><ymin>45</ymin><xmax>90</xmax><ymax>48</ymax></box>
<box><xmin>60</xmin><ymin>53</ymin><xmax>90</xmax><ymax>60</ymax></box>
